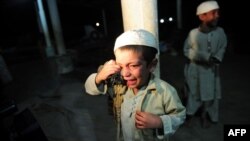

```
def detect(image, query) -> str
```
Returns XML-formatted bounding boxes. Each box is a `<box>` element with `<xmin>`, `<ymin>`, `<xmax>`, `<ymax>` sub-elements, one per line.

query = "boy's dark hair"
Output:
<box><xmin>116</xmin><ymin>45</ymin><xmax>158</xmax><ymax>66</ymax></box>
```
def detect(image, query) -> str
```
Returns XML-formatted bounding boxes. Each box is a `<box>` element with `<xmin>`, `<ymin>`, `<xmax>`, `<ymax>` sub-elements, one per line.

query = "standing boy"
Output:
<box><xmin>183</xmin><ymin>0</ymin><xmax>227</xmax><ymax>128</ymax></box>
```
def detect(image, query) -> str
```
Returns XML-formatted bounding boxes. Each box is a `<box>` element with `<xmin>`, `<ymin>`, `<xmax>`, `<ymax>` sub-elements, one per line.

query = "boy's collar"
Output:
<box><xmin>140</xmin><ymin>74</ymin><xmax>162</xmax><ymax>94</ymax></box>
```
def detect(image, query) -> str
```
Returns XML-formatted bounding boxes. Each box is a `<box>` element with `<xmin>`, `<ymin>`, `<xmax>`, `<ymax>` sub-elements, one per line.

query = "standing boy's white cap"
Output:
<box><xmin>196</xmin><ymin>1</ymin><xmax>219</xmax><ymax>15</ymax></box>
<box><xmin>114</xmin><ymin>29</ymin><xmax>157</xmax><ymax>52</ymax></box>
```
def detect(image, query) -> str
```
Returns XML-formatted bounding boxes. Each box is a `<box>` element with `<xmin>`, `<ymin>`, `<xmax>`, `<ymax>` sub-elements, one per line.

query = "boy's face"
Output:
<box><xmin>115</xmin><ymin>49</ymin><xmax>152</xmax><ymax>92</ymax></box>
<box><xmin>200</xmin><ymin>9</ymin><xmax>220</xmax><ymax>27</ymax></box>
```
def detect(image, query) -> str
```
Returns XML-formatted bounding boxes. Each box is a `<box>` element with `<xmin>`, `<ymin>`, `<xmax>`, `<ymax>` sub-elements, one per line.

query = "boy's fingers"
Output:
<box><xmin>106</xmin><ymin>59</ymin><xmax>116</xmax><ymax>65</ymax></box>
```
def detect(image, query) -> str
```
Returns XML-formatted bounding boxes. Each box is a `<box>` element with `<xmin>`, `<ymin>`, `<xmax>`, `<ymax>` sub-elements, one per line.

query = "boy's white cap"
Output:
<box><xmin>196</xmin><ymin>1</ymin><xmax>219</xmax><ymax>15</ymax></box>
<box><xmin>114</xmin><ymin>29</ymin><xmax>157</xmax><ymax>51</ymax></box>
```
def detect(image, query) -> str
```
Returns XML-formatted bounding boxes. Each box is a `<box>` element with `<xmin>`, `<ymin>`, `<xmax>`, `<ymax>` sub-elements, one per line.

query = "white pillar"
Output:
<box><xmin>47</xmin><ymin>0</ymin><xmax>66</xmax><ymax>55</ymax></box>
<box><xmin>121</xmin><ymin>0</ymin><xmax>160</xmax><ymax>77</ymax></box>
<box><xmin>36</xmin><ymin>0</ymin><xmax>55</xmax><ymax>57</ymax></box>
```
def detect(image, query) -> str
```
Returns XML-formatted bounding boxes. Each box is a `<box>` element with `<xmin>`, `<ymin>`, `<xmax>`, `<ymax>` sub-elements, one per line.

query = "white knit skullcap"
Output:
<box><xmin>196</xmin><ymin>1</ymin><xmax>219</xmax><ymax>15</ymax></box>
<box><xmin>114</xmin><ymin>29</ymin><xmax>157</xmax><ymax>52</ymax></box>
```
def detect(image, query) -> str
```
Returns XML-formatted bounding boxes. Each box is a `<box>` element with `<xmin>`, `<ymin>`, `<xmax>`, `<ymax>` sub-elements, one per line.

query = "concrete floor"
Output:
<box><xmin>1</xmin><ymin>39</ymin><xmax>250</xmax><ymax>141</ymax></box>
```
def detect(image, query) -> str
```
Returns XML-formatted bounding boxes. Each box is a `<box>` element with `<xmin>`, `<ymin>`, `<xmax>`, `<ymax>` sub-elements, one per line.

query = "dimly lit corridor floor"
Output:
<box><xmin>1</xmin><ymin>45</ymin><xmax>250</xmax><ymax>141</ymax></box>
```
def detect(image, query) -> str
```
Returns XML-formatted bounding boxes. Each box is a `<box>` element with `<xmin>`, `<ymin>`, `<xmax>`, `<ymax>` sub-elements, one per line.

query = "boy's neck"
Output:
<box><xmin>199</xmin><ymin>24</ymin><xmax>217</xmax><ymax>33</ymax></box>
<box><xmin>132</xmin><ymin>73</ymin><xmax>152</xmax><ymax>95</ymax></box>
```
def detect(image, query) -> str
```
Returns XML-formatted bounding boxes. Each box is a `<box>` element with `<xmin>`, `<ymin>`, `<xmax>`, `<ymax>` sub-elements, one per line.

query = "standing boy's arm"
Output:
<box><xmin>184</xmin><ymin>31</ymin><xmax>211</xmax><ymax>63</ymax></box>
<box><xmin>211</xmin><ymin>28</ymin><xmax>228</xmax><ymax>63</ymax></box>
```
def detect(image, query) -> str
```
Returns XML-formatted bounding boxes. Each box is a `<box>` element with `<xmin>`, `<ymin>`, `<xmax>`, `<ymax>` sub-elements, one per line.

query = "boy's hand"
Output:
<box><xmin>135</xmin><ymin>111</ymin><xmax>163</xmax><ymax>129</ymax></box>
<box><xmin>209</xmin><ymin>56</ymin><xmax>221</xmax><ymax>65</ymax></box>
<box><xmin>95</xmin><ymin>60</ymin><xmax>121</xmax><ymax>84</ymax></box>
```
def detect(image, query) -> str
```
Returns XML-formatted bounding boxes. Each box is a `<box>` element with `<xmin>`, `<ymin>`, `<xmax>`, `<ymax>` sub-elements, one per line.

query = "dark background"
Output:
<box><xmin>0</xmin><ymin>0</ymin><xmax>249</xmax><ymax>57</ymax></box>
<box><xmin>0</xmin><ymin>1</ymin><xmax>249</xmax><ymax>140</ymax></box>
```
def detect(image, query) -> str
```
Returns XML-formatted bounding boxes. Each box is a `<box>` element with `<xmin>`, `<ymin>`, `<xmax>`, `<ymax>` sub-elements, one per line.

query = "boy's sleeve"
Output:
<box><xmin>184</xmin><ymin>31</ymin><xmax>211</xmax><ymax>63</ymax></box>
<box><xmin>158</xmin><ymin>85</ymin><xmax>186</xmax><ymax>138</ymax></box>
<box><xmin>84</xmin><ymin>73</ymin><xmax>107</xmax><ymax>95</ymax></box>
<box><xmin>212</xmin><ymin>28</ymin><xmax>228</xmax><ymax>62</ymax></box>
<box><xmin>159</xmin><ymin>104</ymin><xmax>186</xmax><ymax>137</ymax></box>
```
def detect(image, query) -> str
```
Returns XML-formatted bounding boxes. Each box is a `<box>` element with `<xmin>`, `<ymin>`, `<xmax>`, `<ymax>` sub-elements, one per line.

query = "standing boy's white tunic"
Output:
<box><xmin>183</xmin><ymin>27</ymin><xmax>227</xmax><ymax>121</ymax></box>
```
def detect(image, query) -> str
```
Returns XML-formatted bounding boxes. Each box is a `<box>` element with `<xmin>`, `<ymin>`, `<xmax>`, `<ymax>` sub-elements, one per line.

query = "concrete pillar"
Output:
<box><xmin>102</xmin><ymin>9</ymin><xmax>108</xmax><ymax>37</ymax></box>
<box><xmin>36</xmin><ymin>0</ymin><xmax>55</xmax><ymax>57</ymax></box>
<box><xmin>176</xmin><ymin>0</ymin><xmax>182</xmax><ymax>29</ymax></box>
<box><xmin>46</xmin><ymin>0</ymin><xmax>66</xmax><ymax>55</ymax></box>
<box><xmin>46</xmin><ymin>0</ymin><xmax>73</xmax><ymax>74</ymax></box>
<box><xmin>121</xmin><ymin>0</ymin><xmax>160</xmax><ymax>77</ymax></box>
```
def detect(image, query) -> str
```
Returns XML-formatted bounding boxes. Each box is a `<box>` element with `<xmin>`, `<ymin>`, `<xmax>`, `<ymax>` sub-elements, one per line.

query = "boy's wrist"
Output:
<box><xmin>155</xmin><ymin>116</ymin><xmax>163</xmax><ymax>128</ymax></box>
<box><xmin>95</xmin><ymin>75</ymin><xmax>103</xmax><ymax>85</ymax></box>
